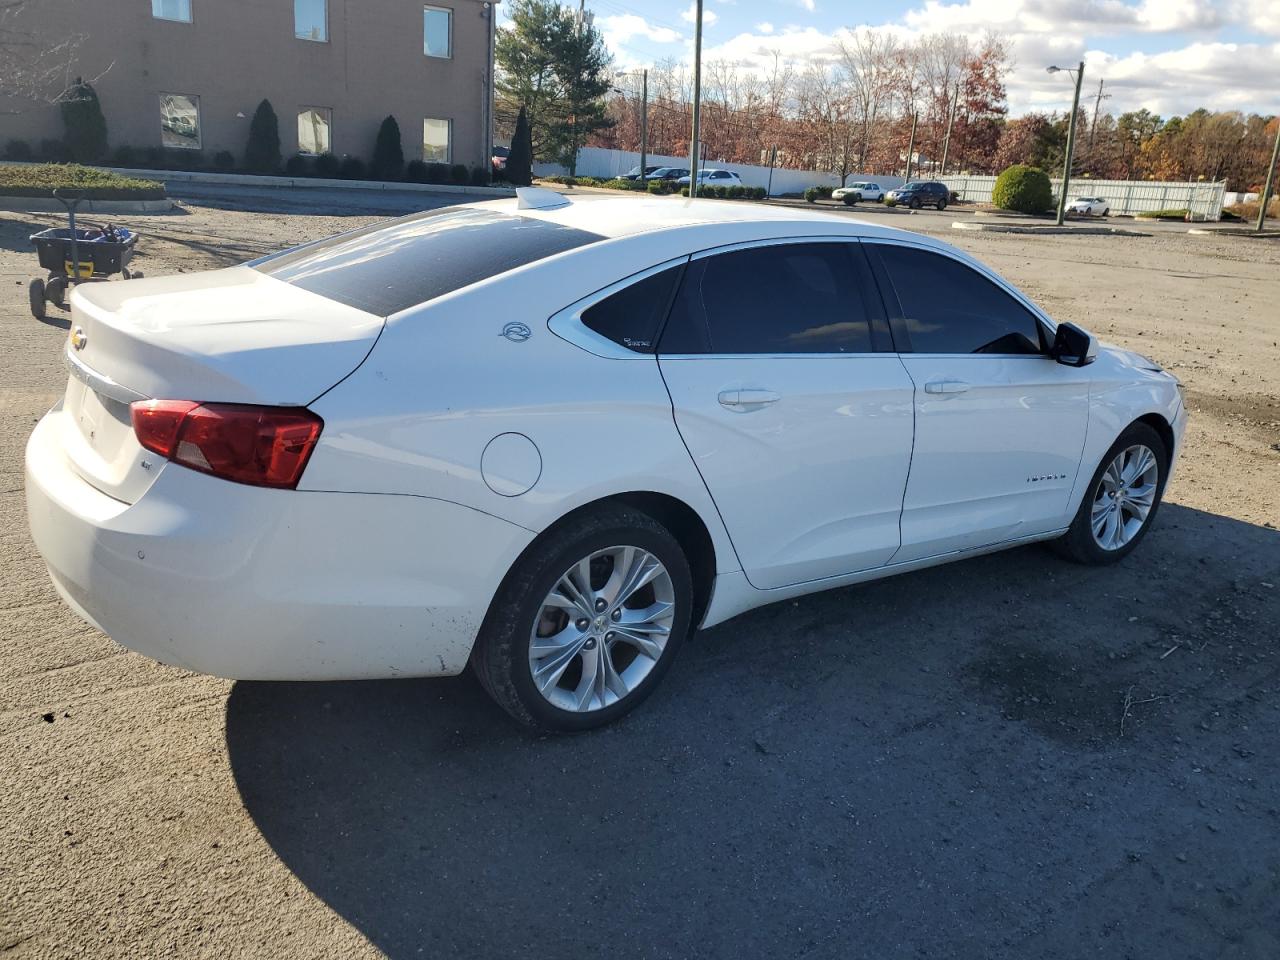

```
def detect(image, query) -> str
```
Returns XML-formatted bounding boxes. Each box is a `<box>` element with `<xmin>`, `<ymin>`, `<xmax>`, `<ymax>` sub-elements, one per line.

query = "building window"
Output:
<box><xmin>298</xmin><ymin>107</ymin><xmax>332</xmax><ymax>155</ymax></box>
<box><xmin>423</xmin><ymin>118</ymin><xmax>451</xmax><ymax>163</ymax></box>
<box><xmin>152</xmin><ymin>0</ymin><xmax>192</xmax><ymax>22</ymax></box>
<box><xmin>159</xmin><ymin>94</ymin><xmax>201</xmax><ymax>149</ymax></box>
<box><xmin>295</xmin><ymin>0</ymin><xmax>328</xmax><ymax>41</ymax></box>
<box><xmin>423</xmin><ymin>6</ymin><xmax>452</xmax><ymax>58</ymax></box>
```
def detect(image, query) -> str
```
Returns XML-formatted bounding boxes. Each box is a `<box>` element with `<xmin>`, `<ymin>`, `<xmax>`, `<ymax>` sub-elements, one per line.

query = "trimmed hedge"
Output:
<box><xmin>0</xmin><ymin>162</ymin><xmax>165</xmax><ymax>200</ymax></box>
<box><xmin>992</xmin><ymin>164</ymin><xmax>1053</xmax><ymax>214</ymax></box>
<box><xmin>1135</xmin><ymin>207</ymin><xmax>1189</xmax><ymax>219</ymax></box>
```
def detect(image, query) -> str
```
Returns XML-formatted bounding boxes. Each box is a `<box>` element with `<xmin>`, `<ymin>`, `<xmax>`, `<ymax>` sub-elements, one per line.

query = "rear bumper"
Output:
<box><xmin>25</xmin><ymin>412</ymin><xmax>535</xmax><ymax>680</ymax></box>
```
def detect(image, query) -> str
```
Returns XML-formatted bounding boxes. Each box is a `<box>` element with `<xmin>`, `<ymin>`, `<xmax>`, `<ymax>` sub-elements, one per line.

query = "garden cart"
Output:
<box><xmin>28</xmin><ymin>188</ymin><xmax>141</xmax><ymax>320</ymax></box>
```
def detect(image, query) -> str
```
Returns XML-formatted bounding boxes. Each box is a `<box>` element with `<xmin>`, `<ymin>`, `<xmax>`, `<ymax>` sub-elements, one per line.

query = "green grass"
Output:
<box><xmin>0</xmin><ymin>163</ymin><xmax>166</xmax><ymax>200</ymax></box>
<box><xmin>1135</xmin><ymin>208</ymin><xmax>1190</xmax><ymax>219</ymax></box>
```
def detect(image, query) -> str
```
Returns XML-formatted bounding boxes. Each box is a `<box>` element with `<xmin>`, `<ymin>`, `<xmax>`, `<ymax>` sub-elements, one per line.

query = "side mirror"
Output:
<box><xmin>1050</xmin><ymin>322</ymin><xmax>1098</xmax><ymax>367</ymax></box>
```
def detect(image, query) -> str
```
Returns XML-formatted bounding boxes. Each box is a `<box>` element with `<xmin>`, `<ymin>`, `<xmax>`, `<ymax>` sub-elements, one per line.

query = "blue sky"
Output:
<box><xmin>499</xmin><ymin>0</ymin><xmax>1280</xmax><ymax>118</ymax></box>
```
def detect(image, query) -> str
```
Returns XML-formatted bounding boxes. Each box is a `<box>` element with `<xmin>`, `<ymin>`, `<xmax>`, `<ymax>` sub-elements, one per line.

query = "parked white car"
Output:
<box><xmin>833</xmin><ymin>181</ymin><xmax>886</xmax><ymax>202</ymax></box>
<box><xmin>1069</xmin><ymin>196</ymin><xmax>1111</xmax><ymax>216</ymax></box>
<box><xmin>26</xmin><ymin>189</ymin><xmax>1186</xmax><ymax>731</ymax></box>
<box><xmin>676</xmin><ymin>168</ymin><xmax>743</xmax><ymax>188</ymax></box>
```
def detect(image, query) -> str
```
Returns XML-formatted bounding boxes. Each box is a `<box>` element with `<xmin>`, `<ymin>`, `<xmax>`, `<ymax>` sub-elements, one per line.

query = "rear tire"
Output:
<box><xmin>936</xmin><ymin>199</ymin><xmax>946</xmax><ymax>210</ymax></box>
<box><xmin>471</xmin><ymin>505</ymin><xmax>694</xmax><ymax>732</ymax></box>
<box><xmin>28</xmin><ymin>278</ymin><xmax>45</xmax><ymax>320</ymax></box>
<box><xmin>1051</xmin><ymin>422</ymin><xmax>1168</xmax><ymax>565</ymax></box>
<box><xmin>45</xmin><ymin>275</ymin><xmax>67</xmax><ymax>308</ymax></box>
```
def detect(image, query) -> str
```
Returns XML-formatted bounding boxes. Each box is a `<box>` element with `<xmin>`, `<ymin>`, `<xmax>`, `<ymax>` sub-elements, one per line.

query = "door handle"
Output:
<box><xmin>718</xmin><ymin>388</ymin><xmax>780</xmax><ymax>410</ymax></box>
<box><xmin>923</xmin><ymin>379</ymin><xmax>971</xmax><ymax>395</ymax></box>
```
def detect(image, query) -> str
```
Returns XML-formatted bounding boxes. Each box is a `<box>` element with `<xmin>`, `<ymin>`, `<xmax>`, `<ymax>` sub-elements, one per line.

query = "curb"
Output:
<box><xmin>0</xmin><ymin>196</ymin><xmax>175</xmax><ymax>214</ymax></box>
<box><xmin>952</xmin><ymin>221</ymin><xmax>1151</xmax><ymax>237</ymax></box>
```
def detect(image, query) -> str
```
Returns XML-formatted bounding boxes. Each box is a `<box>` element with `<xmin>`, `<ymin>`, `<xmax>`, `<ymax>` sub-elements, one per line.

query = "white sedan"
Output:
<box><xmin>26</xmin><ymin>188</ymin><xmax>1186</xmax><ymax>731</ymax></box>
<box><xmin>832</xmin><ymin>181</ymin><xmax>886</xmax><ymax>203</ymax></box>
<box><xmin>675</xmin><ymin>168</ymin><xmax>743</xmax><ymax>188</ymax></box>
<box><xmin>1069</xmin><ymin>196</ymin><xmax>1111</xmax><ymax>216</ymax></box>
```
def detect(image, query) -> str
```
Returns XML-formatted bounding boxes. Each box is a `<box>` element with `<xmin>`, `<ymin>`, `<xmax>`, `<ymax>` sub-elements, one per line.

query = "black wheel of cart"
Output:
<box><xmin>45</xmin><ymin>274</ymin><xmax>67</xmax><ymax>308</ymax></box>
<box><xmin>28</xmin><ymin>278</ymin><xmax>46</xmax><ymax>320</ymax></box>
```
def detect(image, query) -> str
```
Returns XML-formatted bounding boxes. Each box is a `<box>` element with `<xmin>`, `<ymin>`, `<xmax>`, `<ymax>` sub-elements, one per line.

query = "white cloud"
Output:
<box><xmin>598</xmin><ymin>12</ymin><xmax>682</xmax><ymax>45</ymax></box>
<box><xmin>903</xmin><ymin>0</ymin><xmax>1224</xmax><ymax>35</ymax></box>
<box><xmin>797</xmin><ymin>0</ymin><xmax>816</xmax><ymax>10</ymax></box>
<box><xmin>595</xmin><ymin>0</ymin><xmax>1280</xmax><ymax>117</ymax></box>
<box><xmin>682</xmin><ymin>2</ymin><xmax>719</xmax><ymax>25</ymax></box>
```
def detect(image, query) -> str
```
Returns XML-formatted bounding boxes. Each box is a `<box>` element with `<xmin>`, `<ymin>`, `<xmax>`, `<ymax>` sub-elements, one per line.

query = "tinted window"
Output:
<box><xmin>253</xmin><ymin>208</ymin><xmax>604</xmax><ymax>316</ymax></box>
<box><xmin>581</xmin><ymin>266</ymin><xmax>683</xmax><ymax>353</ymax></box>
<box><xmin>872</xmin><ymin>244</ymin><xmax>1044</xmax><ymax>355</ymax></box>
<box><xmin>660</xmin><ymin>243</ymin><xmax>876</xmax><ymax>355</ymax></box>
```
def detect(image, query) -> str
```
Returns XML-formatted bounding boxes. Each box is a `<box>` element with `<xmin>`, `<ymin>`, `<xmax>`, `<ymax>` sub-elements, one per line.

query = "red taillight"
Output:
<box><xmin>130</xmin><ymin>401</ymin><xmax>323</xmax><ymax>489</ymax></box>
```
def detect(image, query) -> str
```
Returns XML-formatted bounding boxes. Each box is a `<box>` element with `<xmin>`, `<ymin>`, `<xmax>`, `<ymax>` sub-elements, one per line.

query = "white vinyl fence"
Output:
<box><xmin>535</xmin><ymin>147</ymin><xmax>906</xmax><ymax>197</ymax></box>
<box><xmin>940</xmin><ymin>175</ymin><xmax>1227</xmax><ymax>220</ymax></box>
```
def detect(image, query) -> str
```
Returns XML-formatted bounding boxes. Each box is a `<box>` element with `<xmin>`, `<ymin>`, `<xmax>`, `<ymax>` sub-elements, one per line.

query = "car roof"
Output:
<box><xmin>473</xmin><ymin>195</ymin><xmax>943</xmax><ymax>246</ymax></box>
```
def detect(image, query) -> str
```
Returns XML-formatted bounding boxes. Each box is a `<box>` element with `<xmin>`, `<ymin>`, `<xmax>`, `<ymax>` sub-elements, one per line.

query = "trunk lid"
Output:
<box><xmin>57</xmin><ymin>266</ymin><xmax>382</xmax><ymax>503</ymax></box>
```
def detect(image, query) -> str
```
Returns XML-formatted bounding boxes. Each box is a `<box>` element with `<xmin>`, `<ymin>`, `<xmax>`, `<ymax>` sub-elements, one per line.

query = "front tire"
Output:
<box><xmin>1051</xmin><ymin>422</ymin><xmax>1168</xmax><ymax>565</ymax></box>
<box><xmin>471</xmin><ymin>505</ymin><xmax>694</xmax><ymax>732</ymax></box>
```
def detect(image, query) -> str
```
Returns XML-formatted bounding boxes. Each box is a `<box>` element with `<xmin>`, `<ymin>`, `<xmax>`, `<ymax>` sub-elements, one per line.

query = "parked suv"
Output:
<box><xmin>886</xmin><ymin>181</ymin><xmax>950</xmax><ymax>210</ymax></box>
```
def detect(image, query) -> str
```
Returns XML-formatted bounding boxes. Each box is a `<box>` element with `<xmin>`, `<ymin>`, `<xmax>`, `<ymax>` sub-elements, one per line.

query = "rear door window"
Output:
<box><xmin>659</xmin><ymin>242</ymin><xmax>886</xmax><ymax>355</ymax></box>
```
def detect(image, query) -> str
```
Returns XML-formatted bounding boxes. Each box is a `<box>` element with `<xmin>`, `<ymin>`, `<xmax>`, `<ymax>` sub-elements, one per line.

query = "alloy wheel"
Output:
<box><xmin>528</xmin><ymin>545</ymin><xmax>676</xmax><ymax>713</ymax></box>
<box><xmin>1090</xmin><ymin>444</ymin><xmax>1159</xmax><ymax>550</ymax></box>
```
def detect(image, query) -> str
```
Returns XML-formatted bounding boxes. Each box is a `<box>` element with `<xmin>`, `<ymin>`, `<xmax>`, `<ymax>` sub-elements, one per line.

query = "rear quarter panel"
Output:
<box><xmin>301</xmin><ymin>233</ymin><xmax>750</xmax><ymax>575</ymax></box>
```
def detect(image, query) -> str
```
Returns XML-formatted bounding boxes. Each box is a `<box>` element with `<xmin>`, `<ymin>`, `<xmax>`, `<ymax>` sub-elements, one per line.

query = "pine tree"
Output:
<box><xmin>60</xmin><ymin>78</ymin><xmax>107</xmax><ymax>163</ymax></box>
<box><xmin>244</xmin><ymin>99</ymin><xmax>282</xmax><ymax>173</ymax></box>
<box><xmin>506</xmin><ymin>105</ymin><xmax>533</xmax><ymax>185</ymax></box>
<box><xmin>496</xmin><ymin>0</ymin><xmax>613</xmax><ymax>174</ymax></box>
<box><xmin>372</xmin><ymin>115</ymin><xmax>405</xmax><ymax>180</ymax></box>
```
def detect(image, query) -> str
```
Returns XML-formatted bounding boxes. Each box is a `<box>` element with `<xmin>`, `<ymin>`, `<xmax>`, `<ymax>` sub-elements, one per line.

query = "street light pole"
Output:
<box><xmin>687</xmin><ymin>0</ymin><xmax>704</xmax><ymax>197</ymax></box>
<box><xmin>1257</xmin><ymin>116</ymin><xmax>1280</xmax><ymax>233</ymax></box>
<box><xmin>1049</xmin><ymin>61</ymin><xmax>1085</xmax><ymax>226</ymax></box>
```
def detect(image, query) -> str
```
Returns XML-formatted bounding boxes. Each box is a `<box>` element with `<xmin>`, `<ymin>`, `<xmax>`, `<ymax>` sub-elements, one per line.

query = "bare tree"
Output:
<box><xmin>839</xmin><ymin>28</ymin><xmax>899</xmax><ymax>171</ymax></box>
<box><xmin>0</xmin><ymin>0</ymin><xmax>100</xmax><ymax>115</ymax></box>
<box><xmin>797</xmin><ymin>63</ymin><xmax>856</xmax><ymax>182</ymax></box>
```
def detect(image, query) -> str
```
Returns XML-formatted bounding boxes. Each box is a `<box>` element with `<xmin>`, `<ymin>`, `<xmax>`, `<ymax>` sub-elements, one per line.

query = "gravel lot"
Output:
<box><xmin>2</xmin><ymin>190</ymin><xmax>1278</xmax><ymax>959</ymax></box>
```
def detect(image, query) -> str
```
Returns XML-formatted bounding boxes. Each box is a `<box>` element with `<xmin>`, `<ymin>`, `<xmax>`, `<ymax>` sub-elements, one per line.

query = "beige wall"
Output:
<box><xmin>1</xmin><ymin>0</ymin><xmax>495</xmax><ymax>170</ymax></box>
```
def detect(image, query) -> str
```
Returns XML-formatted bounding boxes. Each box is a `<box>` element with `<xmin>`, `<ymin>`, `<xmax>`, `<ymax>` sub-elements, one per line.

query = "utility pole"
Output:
<box><xmin>639</xmin><ymin>68</ymin><xmax>648</xmax><ymax>183</ymax></box>
<box><xmin>1087</xmin><ymin>78</ymin><xmax>1110</xmax><ymax>152</ymax></box>
<box><xmin>766</xmin><ymin>144</ymin><xmax>777</xmax><ymax>197</ymax></box>
<box><xmin>1054</xmin><ymin>61</ymin><xmax>1085</xmax><ymax>226</ymax></box>
<box><xmin>687</xmin><ymin>0</ymin><xmax>704</xmax><ymax>197</ymax></box>
<box><xmin>904</xmin><ymin>111</ymin><xmax>917</xmax><ymax>181</ymax></box>
<box><xmin>1258</xmin><ymin>117</ymin><xmax>1280</xmax><ymax>233</ymax></box>
<box><xmin>940</xmin><ymin>81</ymin><xmax>959</xmax><ymax>176</ymax></box>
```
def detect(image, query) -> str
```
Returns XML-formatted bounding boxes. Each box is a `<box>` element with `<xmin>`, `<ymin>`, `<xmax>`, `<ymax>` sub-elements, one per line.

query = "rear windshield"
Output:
<box><xmin>251</xmin><ymin>207</ymin><xmax>605</xmax><ymax>316</ymax></box>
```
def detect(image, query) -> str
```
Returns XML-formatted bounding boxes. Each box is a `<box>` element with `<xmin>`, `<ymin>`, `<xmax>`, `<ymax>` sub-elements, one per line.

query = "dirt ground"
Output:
<box><xmin>1</xmin><ymin>190</ymin><xmax>1278</xmax><ymax>960</ymax></box>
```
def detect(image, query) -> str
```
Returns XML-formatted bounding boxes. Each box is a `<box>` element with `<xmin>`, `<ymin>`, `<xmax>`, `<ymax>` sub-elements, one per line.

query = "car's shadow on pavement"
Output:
<box><xmin>226</xmin><ymin>503</ymin><xmax>1280</xmax><ymax>960</ymax></box>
